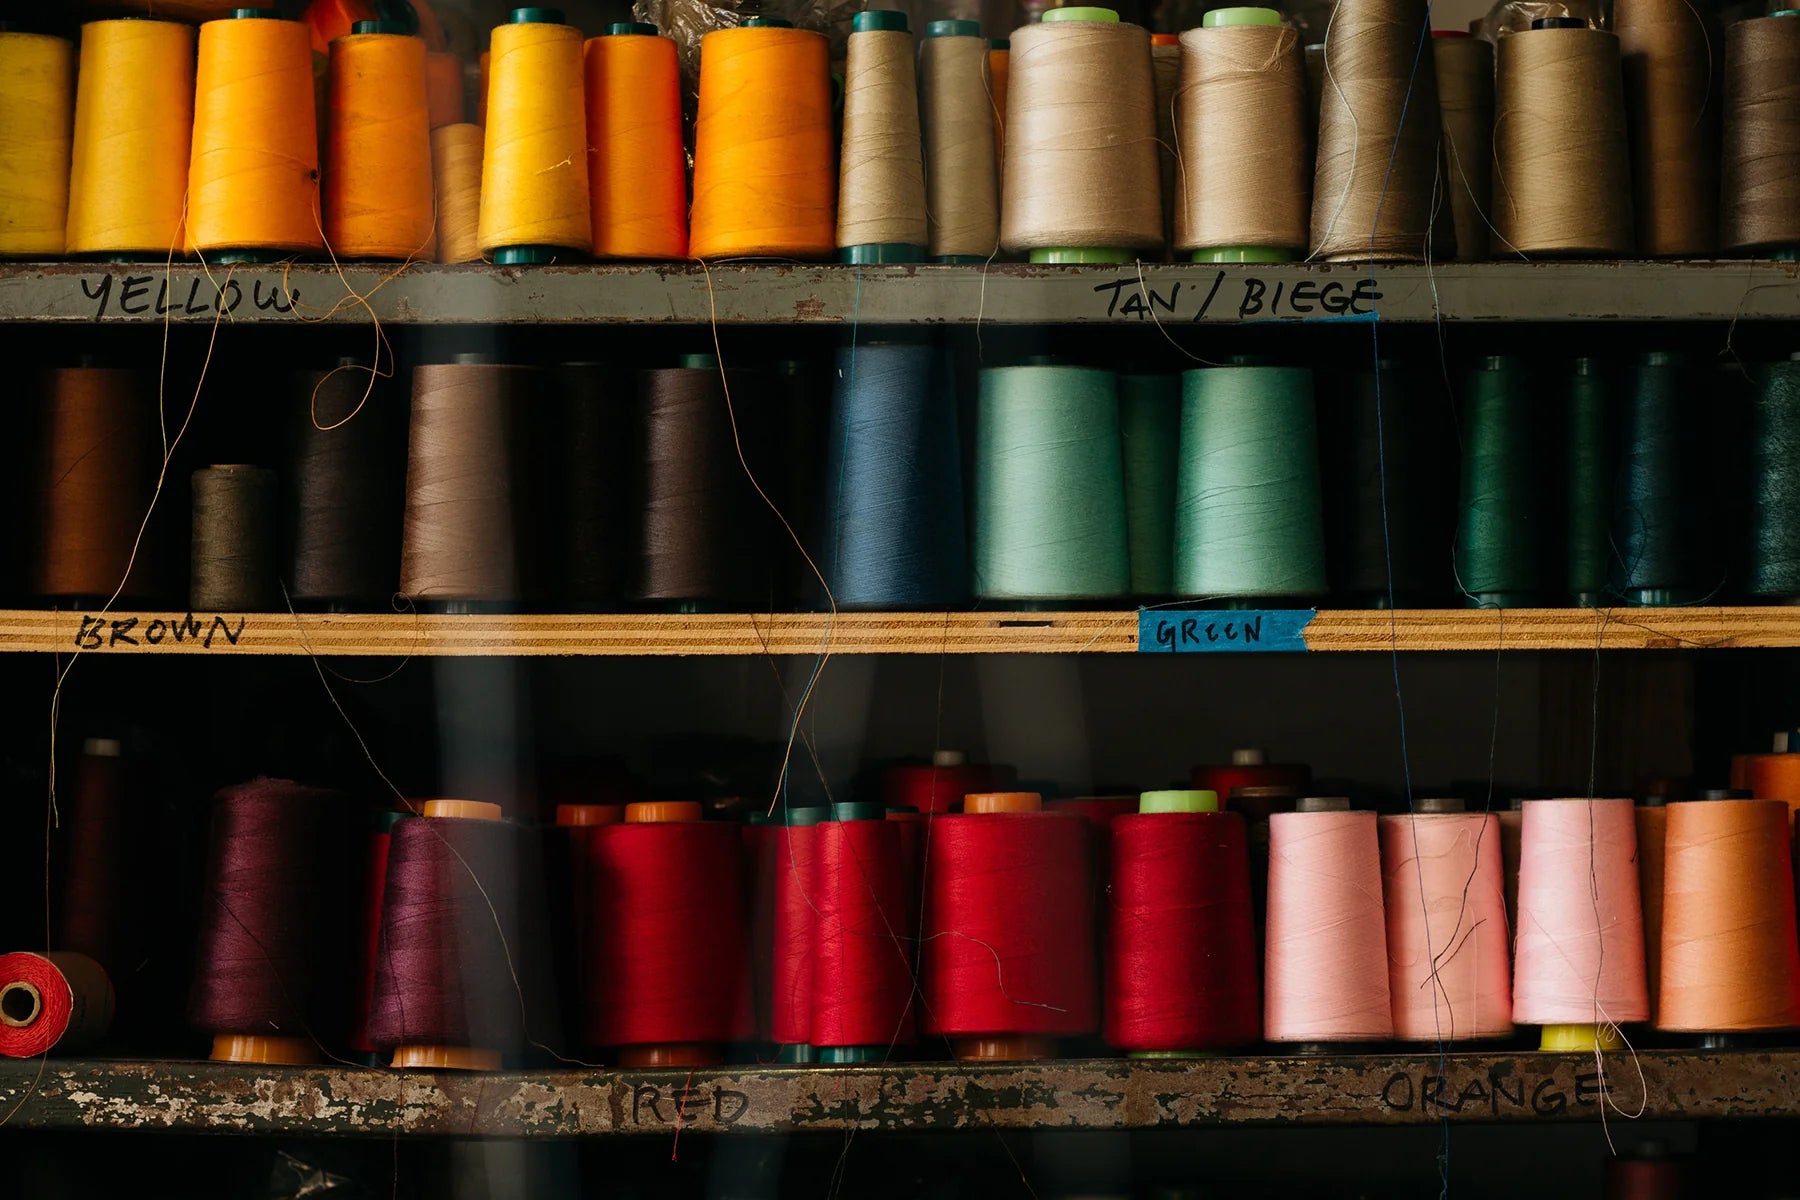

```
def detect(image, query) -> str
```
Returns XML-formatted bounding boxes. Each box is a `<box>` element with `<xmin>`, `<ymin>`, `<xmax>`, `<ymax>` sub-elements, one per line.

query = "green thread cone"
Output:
<box><xmin>1174</xmin><ymin>366</ymin><xmax>1325</xmax><ymax>598</ymax></box>
<box><xmin>1750</xmin><ymin>356</ymin><xmax>1800</xmax><ymax>599</ymax></box>
<box><xmin>1119</xmin><ymin>374</ymin><xmax>1180</xmax><ymax>596</ymax></box>
<box><xmin>1566</xmin><ymin>358</ymin><xmax>1611</xmax><ymax>604</ymax></box>
<box><xmin>1455</xmin><ymin>356</ymin><xmax>1539</xmax><ymax>605</ymax></box>
<box><xmin>1611</xmin><ymin>352</ymin><xmax>1707</xmax><ymax>604</ymax></box>
<box><xmin>974</xmin><ymin>366</ymin><xmax>1129</xmax><ymax>600</ymax></box>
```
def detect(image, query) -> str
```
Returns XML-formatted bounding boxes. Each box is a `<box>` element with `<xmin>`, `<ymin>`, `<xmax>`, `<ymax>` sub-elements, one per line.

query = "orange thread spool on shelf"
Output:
<box><xmin>432</xmin><ymin>122</ymin><xmax>483</xmax><ymax>263</ymax></box>
<box><xmin>66</xmin><ymin>19</ymin><xmax>193</xmax><ymax>259</ymax></box>
<box><xmin>325</xmin><ymin>23</ymin><xmax>435</xmax><ymax>260</ymax></box>
<box><xmin>584</xmin><ymin>23</ymin><xmax>687</xmax><ymax>260</ymax></box>
<box><xmin>690</xmin><ymin>18</ymin><xmax>836</xmax><ymax>259</ymax></box>
<box><xmin>188</xmin><ymin>10</ymin><xmax>322</xmax><ymax>260</ymax></box>
<box><xmin>479</xmin><ymin>9</ymin><xmax>589</xmax><ymax>263</ymax></box>
<box><xmin>1658</xmin><ymin>797</ymin><xmax>1800</xmax><ymax>1033</ymax></box>
<box><xmin>1749</xmin><ymin>752</ymin><xmax>1800</xmax><ymax>824</ymax></box>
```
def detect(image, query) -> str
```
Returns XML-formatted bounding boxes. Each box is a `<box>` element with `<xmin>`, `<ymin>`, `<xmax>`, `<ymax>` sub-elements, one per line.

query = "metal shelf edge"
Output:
<box><xmin>4</xmin><ymin>261</ymin><xmax>1798</xmax><ymax>325</ymax></box>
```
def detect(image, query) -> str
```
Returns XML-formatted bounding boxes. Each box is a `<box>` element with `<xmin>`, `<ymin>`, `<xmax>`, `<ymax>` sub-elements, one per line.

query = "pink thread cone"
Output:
<box><xmin>1264</xmin><ymin>808</ymin><xmax>1391</xmax><ymax>1042</ymax></box>
<box><xmin>1513</xmin><ymin>798</ymin><xmax>1648</xmax><ymax>1025</ymax></box>
<box><xmin>1380</xmin><ymin>812</ymin><xmax>1513</xmax><ymax>1041</ymax></box>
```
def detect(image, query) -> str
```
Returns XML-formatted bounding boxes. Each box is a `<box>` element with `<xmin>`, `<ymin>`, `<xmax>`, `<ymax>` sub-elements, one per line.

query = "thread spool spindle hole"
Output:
<box><xmin>0</xmin><ymin>981</ymin><xmax>42</xmax><ymax>1027</ymax></box>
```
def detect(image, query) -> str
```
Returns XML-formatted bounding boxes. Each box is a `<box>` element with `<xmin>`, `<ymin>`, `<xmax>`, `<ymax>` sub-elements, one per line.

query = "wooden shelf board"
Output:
<box><xmin>0</xmin><ymin>1051</ymin><xmax>1788</xmax><ymax>1136</ymax></box>
<box><xmin>10</xmin><ymin>607</ymin><xmax>1800</xmax><ymax>657</ymax></box>
<box><xmin>4</xmin><ymin>260</ymin><xmax>1799</xmax><ymax>325</ymax></box>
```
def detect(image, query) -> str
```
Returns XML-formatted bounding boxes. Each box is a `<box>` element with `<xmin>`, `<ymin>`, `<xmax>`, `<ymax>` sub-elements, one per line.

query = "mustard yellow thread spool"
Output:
<box><xmin>478</xmin><ymin>8</ymin><xmax>590</xmax><ymax>264</ymax></box>
<box><xmin>67</xmin><ymin>19</ymin><xmax>194</xmax><ymax>260</ymax></box>
<box><xmin>0</xmin><ymin>30</ymin><xmax>75</xmax><ymax>258</ymax></box>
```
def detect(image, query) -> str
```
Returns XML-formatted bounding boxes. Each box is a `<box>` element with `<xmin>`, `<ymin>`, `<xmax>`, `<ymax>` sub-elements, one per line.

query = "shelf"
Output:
<box><xmin>4</xmin><ymin>260</ymin><xmax>1798</xmax><ymax>326</ymax></box>
<box><xmin>18</xmin><ymin>607</ymin><xmax>1800</xmax><ymax>657</ymax></box>
<box><xmin>0</xmin><ymin>1051</ymin><xmax>1787</xmax><ymax>1136</ymax></box>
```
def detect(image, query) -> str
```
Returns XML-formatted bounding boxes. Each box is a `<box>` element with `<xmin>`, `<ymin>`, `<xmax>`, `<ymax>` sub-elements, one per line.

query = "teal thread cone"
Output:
<box><xmin>1750</xmin><ymin>356</ymin><xmax>1800</xmax><ymax>600</ymax></box>
<box><xmin>1565</xmin><ymin>358</ymin><xmax>1611</xmax><ymax>606</ymax></box>
<box><xmin>973</xmin><ymin>366</ymin><xmax>1129</xmax><ymax>600</ymax></box>
<box><xmin>1611</xmin><ymin>352</ymin><xmax>1707</xmax><ymax>605</ymax></box>
<box><xmin>1120</xmin><ymin>374</ymin><xmax>1180</xmax><ymax>596</ymax></box>
<box><xmin>1173</xmin><ymin>366</ymin><xmax>1325</xmax><ymax>598</ymax></box>
<box><xmin>1455</xmin><ymin>356</ymin><xmax>1539</xmax><ymax>606</ymax></box>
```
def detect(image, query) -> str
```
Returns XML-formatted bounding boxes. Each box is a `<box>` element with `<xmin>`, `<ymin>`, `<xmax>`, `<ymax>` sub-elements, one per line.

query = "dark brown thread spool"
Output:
<box><xmin>1616</xmin><ymin>0</ymin><xmax>1719</xmax><ymax>257</ymax></box>
<box><xmin>32</xmin><ymin>367</ymin><xmax>160</xmax><ymax>602</ymax></box>
<box><xmin>191</xmin><ymin>464</ymin><xmax>278</xmax><ymax>612</ymax></box>
<box><xmin>287</xmin><ymin>361</ymin><xmax>402</xmax><ymax>610</ymax></box>
<box><xmin>1721</xmin><ymin>14</ymin><xmax>1800</xmax><ymax>255</ymax></box>
<box><xmin>400</xmin><ymin>358</ymin><xmax>538</xmax><ymax>608</ymax></box>
<box><xmin>634</xmin><ymin>359</ymin><xmax>763</xmax><ymax>607</ymax></box>
<box><xmin>556</xmin><ymin>363</ymin><xmax>631</xmax><ymax>607</ymax></box>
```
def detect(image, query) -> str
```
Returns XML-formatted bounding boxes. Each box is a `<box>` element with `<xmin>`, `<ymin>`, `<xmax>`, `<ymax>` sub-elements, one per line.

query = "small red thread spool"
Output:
<box><xmin>1191</xmin><ymin>748</ymin><xmax>1310</xmax><ymax>805</ymax></box>
<box><xmin>771</xmin><ymin>805</ymin><xmax>828</xmax><ymax>1059</ymax></box>
<box><xmin>811</xmin><ymin>803</ymin><xmax>916</xmax><ymax>1060</ymax></box>
<box><xmin>1106</xmin><ymin>790</ymin><xmax>1258</xmax><ymax>1055</ymax></box>
<box><xmin>368</xmin><ymin>800</ymin><xmax>526</xmax><ymax>1070</ymax></box>
<box><xmin>883</xmin><ymin>750</ymin><xmax>1009</xmax><ymax>814</ymax></box>
<box><xmin>0</xmin><ymin>952</ymin><xmax>113</xmax><ymax>1058</ymax></box>
<box><xmin>587</xmin><ymin>802</ymin><xmax>751</xmax><ymax>1066</ymax></box>
<box><xmin>350</xmin><ymin>808</ymin><xmax>404</xmax><ymax>1056</ymax></box>
<box><xmin>920</xmin><ymin>792</ymin><xmax>1097</xmax><ymax>1061</ymax></box>
<box><xmin>190</xmin><ymin>779</ymin><xmax>357</xmax><ymax>1066</ymax></box>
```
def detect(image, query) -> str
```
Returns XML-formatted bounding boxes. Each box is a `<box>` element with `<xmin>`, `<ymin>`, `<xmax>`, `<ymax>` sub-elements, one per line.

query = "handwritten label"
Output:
<box><xmin>630</xmin><ymin>1082</ymin><xmax>750</xmax><ymax>1127</ymax></box>
<box><xmin>73</xmin><ymin>613</ymin><xmax>247</xmax><ymax>651</ymax></box>
<box><xmin>78</xmin><ymin>273</ymin><xmax>300</xmax><ymax>322</ymax></box>
<box><xmin>1137</xmin><ymin>609</ymin><xmax>1312</xmax><ymax>654</ymax></box>
<box><xmin>1094</xmin><ymin>271</ymin><xmax>1381</xmax><ymax>322</ymax></box>
<box><xmin>1380</xmin><ymin>1064</ymin><xmax>1607</xmax><ymax>1118</ymax></box>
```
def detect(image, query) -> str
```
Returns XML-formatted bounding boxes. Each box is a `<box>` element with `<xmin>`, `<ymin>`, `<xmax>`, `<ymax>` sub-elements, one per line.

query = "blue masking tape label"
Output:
<box><xmin>1137</xmin><ymin>609</ymin><xmax>1314</xmax><ymax>653</ymax></box>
